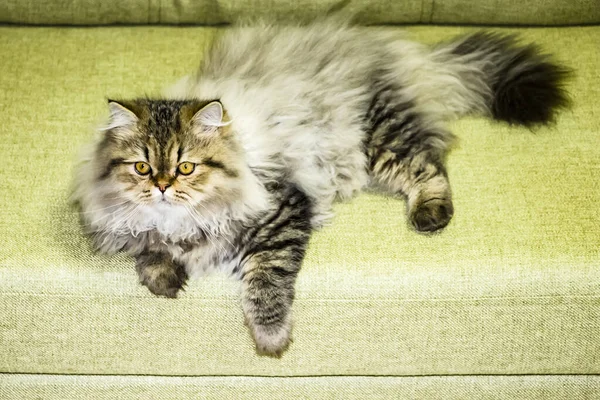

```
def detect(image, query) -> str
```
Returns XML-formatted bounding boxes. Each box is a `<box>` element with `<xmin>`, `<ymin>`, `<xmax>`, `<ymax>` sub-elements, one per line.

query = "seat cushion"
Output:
<box><xmin>1</xmin><ymin>375</ymin><xmax>600</xmax><ymax>399</ymax></box>
<box><xmin>0</xmin><ymin>25</ymin><xmax>599</xmax><ymax>376</ymax></box>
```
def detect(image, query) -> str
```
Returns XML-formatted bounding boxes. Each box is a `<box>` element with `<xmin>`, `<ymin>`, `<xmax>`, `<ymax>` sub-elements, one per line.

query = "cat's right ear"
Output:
<box><xmin>190</xmin><ymin>101</ymin><xmax>228</xmax><ymax>135</ymax></box>
<box><xmin>105</xmin><ymin>100</ymin><xmax>139</xmax><ymax>131</ymax></box>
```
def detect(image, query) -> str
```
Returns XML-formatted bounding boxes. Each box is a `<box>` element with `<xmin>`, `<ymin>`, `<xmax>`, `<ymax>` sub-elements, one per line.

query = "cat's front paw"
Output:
<box><xmin>246</xmin><ymin>318</ymin><xmax>292</xmax><ymax>357</ymax></box>
<box><xmin>136</xmin><ymin>255</ymin><xmax>187</xmax><ymax>298</ymax></box>
<box><xmin>140</xmin><ymin>268</ymin><xmax>186</xmax><ymax>298</ymax></box>
<box><xmin>409</xmin><ymin>197</ymin><xmax>454</xmax><ymax>233</ymax></box>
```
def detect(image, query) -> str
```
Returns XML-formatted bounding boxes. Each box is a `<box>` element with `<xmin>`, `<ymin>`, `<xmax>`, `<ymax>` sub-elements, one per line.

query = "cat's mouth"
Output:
<box><xmin>155</xmin><ymin>191</ymin><xmax>173</xmax><ymax>204</ymax></box>
<box><xmin>152</xmin><ymin>200</ymin><xmax>176</xmax><ymax>212</ymax></box>
<box><xmin>155</xmin><ymin>195</ymin><xmax>186</xmax><ymax>208</ymax></box>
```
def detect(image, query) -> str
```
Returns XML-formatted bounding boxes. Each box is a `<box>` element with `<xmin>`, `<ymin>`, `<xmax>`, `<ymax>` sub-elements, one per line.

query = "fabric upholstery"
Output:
<box><xmin>2</xmin><ymin>375</ymin><xmax>600</xmax><ymax>399</ymax></box>
<box><xmin>1</xmin><ymin>0</ymin><xmax>599</xmax><ymax>26</ymax></box>
<box><xmin>0</xmin><ymin>24</ymin><xmax>599</xmax><ymax>394</ymax></box>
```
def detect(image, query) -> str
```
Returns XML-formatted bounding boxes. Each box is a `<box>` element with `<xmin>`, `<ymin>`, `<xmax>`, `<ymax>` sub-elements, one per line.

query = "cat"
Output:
<box><xmin>74</xmin><ymin>21</ymin><xmax>569</xmax><ymax>355</ymax></box>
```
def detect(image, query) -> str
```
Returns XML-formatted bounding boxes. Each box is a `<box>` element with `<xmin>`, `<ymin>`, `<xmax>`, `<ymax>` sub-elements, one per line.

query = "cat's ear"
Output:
<box><xmin>191</xmin><ymin>101</ymin><xmax>226</xmax><ymax>135</ymax></box>
<box><xmin>106</xmin><ymin>100</ymin><xmax>139</xmax><ymax>130</ymax></box>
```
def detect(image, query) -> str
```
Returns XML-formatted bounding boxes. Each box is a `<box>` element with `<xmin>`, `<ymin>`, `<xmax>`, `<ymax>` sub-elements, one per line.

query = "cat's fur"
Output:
<box><xmin>74</xmin><ymin>22</ymin><xmax>570</xmax><ymax>355</ymax></box>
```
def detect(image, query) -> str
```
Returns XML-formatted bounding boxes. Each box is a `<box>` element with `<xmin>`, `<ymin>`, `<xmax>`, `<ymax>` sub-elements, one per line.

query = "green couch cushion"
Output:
<box><xmin>2</xmin><ymin>375</ymin><xmax>600</xmax><ymax>399</ymax></box>
<box><xmin>1</xmin><ymin>0</ymin><xmax>599</xmax><ymax>26</ymax></box>
<box><xmin>0</xmin><ymin>25</ymin><xmax>599</xmax><ymax>376</ymax></box>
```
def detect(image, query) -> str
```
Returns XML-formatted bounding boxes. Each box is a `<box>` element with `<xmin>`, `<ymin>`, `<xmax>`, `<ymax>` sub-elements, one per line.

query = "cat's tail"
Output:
<box><xmin>428</xmin><ymin>32</ymin><xmax>571</xmax><ymax>126</ymax></box>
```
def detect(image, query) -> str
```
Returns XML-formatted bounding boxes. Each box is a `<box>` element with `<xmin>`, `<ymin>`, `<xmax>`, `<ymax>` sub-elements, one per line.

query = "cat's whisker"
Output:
<box><xmin>191</xmin><ymin>203</ymin><xmax>223</xmax><ymax>236</ymax></box>
<box><xmin>88</xmin><ymin>203</ymin><xmax>137</xmax><ymax>227</ymax></box>
<box><xmin>78</xmin><ymin>200</ymin><xmax>132</xmax><ymax>215</ymax></box>
<box><xmin>183</xmin><ymin>204</ymin><xmax>228</xmax><ymax>253</ymax></box>
<box><xmin>91</xmin><ymin>202</ymin><xmax>138</xmax><ymax>227</ymax></box>
<box><xmin>182</xmin><ymin>205</ymin><xmax>220</xmax><ymax>241</ymax></box>
<box><xmin>194</xmin><ymin>202</ymin><xmax>236</xmax><ymax>249</ymax></box>
<box><xmin>112</xmin><ymin>204</ymin><xmax>142</xmax><ymax>232</ymax></box>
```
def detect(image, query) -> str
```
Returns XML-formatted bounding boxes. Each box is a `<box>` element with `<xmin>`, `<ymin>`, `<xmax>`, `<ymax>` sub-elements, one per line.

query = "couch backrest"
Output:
<box><xmin>1</xmin><ymin>0</ymin><xmax>598</xmax><ymax>26</ymax></box>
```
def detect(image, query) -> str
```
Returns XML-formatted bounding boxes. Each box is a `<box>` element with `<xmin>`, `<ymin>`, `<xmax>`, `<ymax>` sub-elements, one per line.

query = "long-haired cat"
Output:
<box><xmin>74</xmin><ymin>21</ymin><xmax>569</xmax><ymax>355</ymax></box>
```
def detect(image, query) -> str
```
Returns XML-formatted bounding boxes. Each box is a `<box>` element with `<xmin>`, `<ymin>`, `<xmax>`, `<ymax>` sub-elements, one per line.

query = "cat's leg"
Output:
<box><xmin>366</xmin><ymin>100</ymin><xmax>455</xmax><ymax>232</ymax></box>
<box><xmin>239</xmin><ymin>186</ymin><xmax>313</xmax><ymax>356</ymax></box>
<box><xmin>135</xmin><ymin>252</ymin><xmax>188</xmax><ymax>298</ymax></box>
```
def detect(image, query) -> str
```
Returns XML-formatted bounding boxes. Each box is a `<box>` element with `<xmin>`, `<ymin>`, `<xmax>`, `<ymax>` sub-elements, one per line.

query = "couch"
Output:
<box><xmin>1</xmin><ymin>0</ymin><xmax>599</xmax><ymax>398</ymax></box>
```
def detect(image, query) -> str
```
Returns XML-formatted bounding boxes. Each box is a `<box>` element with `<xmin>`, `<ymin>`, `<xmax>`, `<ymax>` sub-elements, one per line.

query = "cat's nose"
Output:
<box><xmin>156</xmin><ymin>182</ymin><xmax>171</xmax><ymax>193</ymax></box>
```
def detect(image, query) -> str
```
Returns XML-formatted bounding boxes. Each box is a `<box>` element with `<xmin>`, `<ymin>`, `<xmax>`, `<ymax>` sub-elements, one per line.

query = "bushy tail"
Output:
<box><xmin>433</xmin><ymin>32</ymin><xmax>571</xmax><ymax>126</ymax></box>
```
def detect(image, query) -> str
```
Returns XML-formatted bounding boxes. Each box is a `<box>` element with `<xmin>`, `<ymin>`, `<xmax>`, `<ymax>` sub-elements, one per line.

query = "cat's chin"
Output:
<box><xmin>148</xmin><ymin>200</ymin><xmax>189</xmax><ymax>215</ymax></box>
<box><xmin>148</xmin><ymin>196</ymin><xmax>190</xmax><ymax>209</ymax></box>
<box><xmin>152</xmin><ymin>197</ymin><xmax>175</xmax><ymax>206</ymax></box>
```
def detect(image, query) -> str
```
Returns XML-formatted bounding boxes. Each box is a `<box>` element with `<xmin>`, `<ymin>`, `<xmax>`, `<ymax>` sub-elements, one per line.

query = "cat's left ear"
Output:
<box><xmin>106</xmin><ymin>100</ymin><xmax>140</xmax><ymax>131</ymax></box>
<box><xmin>191</xmin><ymin>101</ymin><xmax>226</xmax><ymax>135</ymax></box>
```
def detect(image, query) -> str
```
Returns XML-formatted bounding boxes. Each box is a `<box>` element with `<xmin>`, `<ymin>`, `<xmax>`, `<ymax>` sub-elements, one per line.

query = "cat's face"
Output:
<box><xmin>88</xmin><ymin>99</ymin><xmax>246</xmax><ymax>222</ymax></box>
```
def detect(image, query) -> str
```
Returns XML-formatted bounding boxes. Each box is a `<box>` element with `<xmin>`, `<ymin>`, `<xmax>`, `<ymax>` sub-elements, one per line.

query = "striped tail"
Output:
<box><xmin>432</xmin><ymin>32</ymin><xmax>571</xmax><ymax>126</ymax></box>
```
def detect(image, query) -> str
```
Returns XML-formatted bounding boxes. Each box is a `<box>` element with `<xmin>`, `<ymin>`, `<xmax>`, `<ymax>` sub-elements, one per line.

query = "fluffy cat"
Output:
<box><xmin>74</xmin><ymin>21</ymin><xmax>569</xmax><ymax>355</ymax></box>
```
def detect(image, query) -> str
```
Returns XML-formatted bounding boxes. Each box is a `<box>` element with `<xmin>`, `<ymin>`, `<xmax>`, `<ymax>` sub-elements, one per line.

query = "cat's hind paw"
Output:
<box><xmin>409</xmin><ymin>197</ymin><xmax>454</xmax><ymax>233</ymax></box>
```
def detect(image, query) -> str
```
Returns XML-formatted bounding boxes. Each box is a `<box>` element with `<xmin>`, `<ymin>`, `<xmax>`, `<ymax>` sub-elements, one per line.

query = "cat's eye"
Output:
<box><xmin>134</xmin><ymin>162</ymin><xmax>151</xmax><ymax>175</ymax></box>
<box><xmin>178</xmin><ymin>162</ymin><xmax>195</xmax><ymax>175</ymax></box>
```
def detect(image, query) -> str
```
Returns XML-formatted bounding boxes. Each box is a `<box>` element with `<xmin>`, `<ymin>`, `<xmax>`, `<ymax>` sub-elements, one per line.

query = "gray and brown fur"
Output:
<box><xmin>75</xmin><ymin>21</ymin><xmax>570</xmax><ymax>356</ymax></box>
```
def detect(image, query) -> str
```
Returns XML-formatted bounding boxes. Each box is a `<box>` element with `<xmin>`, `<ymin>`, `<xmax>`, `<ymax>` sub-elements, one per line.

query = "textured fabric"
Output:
<box><xmin>1</xmin><ymin>0</ymin><xmax>599</xmax><ymax>26</ymax></box>
<box><xmin>0</xmin><ymin>25</ymin><xmax>599</xmax><ymax>378</ymax></box>
<box><xmin>2</xmin><ymin>375</ymin><xmax>600</xmax><ymax>399</ymax></box>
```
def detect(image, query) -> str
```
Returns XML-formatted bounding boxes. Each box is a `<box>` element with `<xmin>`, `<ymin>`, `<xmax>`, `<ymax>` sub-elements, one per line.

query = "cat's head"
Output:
<box><xmin>75</xmin><ymin>99</ymin><xmax>264</xmax><ymax>246</ymax></box>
